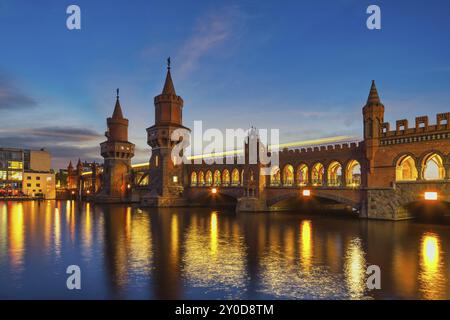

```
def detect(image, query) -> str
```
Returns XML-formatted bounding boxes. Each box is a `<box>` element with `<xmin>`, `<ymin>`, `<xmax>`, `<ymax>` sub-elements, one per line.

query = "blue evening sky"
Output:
<box><xmin>0</xmin><ymin>0</ymin><xmax>449</xmax><ymax>168</ymax></box>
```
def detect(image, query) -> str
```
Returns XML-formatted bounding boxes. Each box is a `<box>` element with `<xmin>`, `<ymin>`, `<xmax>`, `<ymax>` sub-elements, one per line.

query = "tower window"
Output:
<box><xmin>173</xmin><ymin>176</ymin><xmax>178</xmax><ymax>183</ymax></box>
<box><xmin>155</xmin><ymin>155</ymin><xmax>159</xmax><ymax>167</ymax></box>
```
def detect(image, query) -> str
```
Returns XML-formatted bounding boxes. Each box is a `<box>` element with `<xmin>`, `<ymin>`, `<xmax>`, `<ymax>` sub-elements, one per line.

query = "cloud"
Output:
<box><xmin>178</xmin><ymin>6</ymin><xmax>244</xmax><ymax>77</ymax></box>
<box><xmin>0</xmin><ymin>72</ymin><xmax>37</xmax><ymax>110</ymax></box>
<box><xmin>0</xmin><ymin>126</ymin><xmax>104</xmax><ymax>168</ymax></box>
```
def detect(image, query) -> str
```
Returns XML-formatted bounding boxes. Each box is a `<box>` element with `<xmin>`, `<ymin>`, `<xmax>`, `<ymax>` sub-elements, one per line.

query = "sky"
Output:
<box><xmin>0</xmin><ymin>0</ymin><xmax>450</xmax><ymax>169</ymax></box>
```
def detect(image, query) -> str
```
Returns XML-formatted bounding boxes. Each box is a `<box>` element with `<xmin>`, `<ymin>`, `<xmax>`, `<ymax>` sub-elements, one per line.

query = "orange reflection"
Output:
<box><xmin>300</xmin><ymin>220</ymin><xmax>312</xmax><ymax>273</ymax></box>
<box><xmin>344</xmin><ymin>238</ymin><xmax>366</xmax><ymax>299</ymax></box>
<box><xmin>210</xmin><ymin>212</ymin><xmax>218</xmax><ymax>256</ymax></box>
<box><xmin>419</xmin><ymin>233</ymin><xmax>446</xmax><ymax>300</ymax></box>
<box><xmin>9</xmin><ymin>203</ymin><xmax>25</xmax><ymax>269</ymax></box>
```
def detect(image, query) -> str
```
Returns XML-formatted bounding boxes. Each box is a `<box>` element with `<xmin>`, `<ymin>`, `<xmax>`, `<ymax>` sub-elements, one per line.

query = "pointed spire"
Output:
<box><xmin>77</xmin><ymin>158</ymin><xmax>82</xmax><ymax>167</ymax></box>
<box><xmin>112</xmin><ymin>88</ymin><xmax>124</xmax><ymax>119</ymax></box>
<box><xmin>68</xmin><ymin>161</ymin><xmax>73</xmax><ymax>169</ymax></box>
<box><xmin>162</xmin><ymin>57</ymin><xmax>176</xmax><ymax>95</ymax></box>
<box><xmin>367</xmin><ymin>80</ymin><xmax>382</xmax><ymax>105</ymax></box>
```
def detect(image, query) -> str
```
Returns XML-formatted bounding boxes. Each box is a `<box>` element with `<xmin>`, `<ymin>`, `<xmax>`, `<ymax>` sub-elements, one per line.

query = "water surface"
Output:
<box><xmin>0</xmin><ymin>201</ymin><xmax>449</xmax><ymax>299</ymax></box>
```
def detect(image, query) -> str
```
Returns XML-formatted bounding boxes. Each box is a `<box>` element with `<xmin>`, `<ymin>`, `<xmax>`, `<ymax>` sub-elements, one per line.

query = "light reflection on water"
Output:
<box><xmin>0</xmin><ymin>201</ymin><xmax>449</xmax><ymax>299</ymax></box>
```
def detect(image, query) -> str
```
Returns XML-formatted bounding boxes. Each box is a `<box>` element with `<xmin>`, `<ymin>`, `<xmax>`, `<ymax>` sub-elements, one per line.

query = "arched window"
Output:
<box><xmin>198</xmin><ymin>171</ymin><xmax>205</xmax><ymax>186</ymax></box>
<box><xmin>327</xmin><ymin>161</ymin><xmax>342</xmax><ymax>186</ymax></box>
<box><xmin>282</xmin><ymin>164</ymin><xmax>294</xmax><ymax>186</ymax></box>
<box><xmin>311</xmin><ymin>163</ymin><xmax>324</xmax><ymax>186</ymax></box>
<box><xmin>270</xmin><ymin>166</ymin><xmax>281</xmax><ymax>186</ymax></box>
<box><xmin>422</xmin><ymin>153</ymin><xmax>445</xmax><ymax>180</ymax></box>
<box><xmin>231</xmin><ymin>169</ymin><xmax>240</xmax><ymax>186</ymax></box>
<box><xmin>347</xmin><ymin>160</ymin><xmax>361</xmax><ymax>186</ymax></box>
<box><xmin>190</xmin><ymin>172</ymin><xmax>197</xmax><ymax>186</ymax></box>
<box><xmin>213</xmin><ymin>170</ymin><xmax>221</xmax><ymax>186</ymax></box>
<box><xmin>222</xmin><ymin>169</ymin><xmax>230</xmax><ymax>186</ymax></box>
<box><xmin>205</xmin><ymin>170</ymin><xmax>213</xmax><ymax>186</ymax></box>
<box><xmin>395</xmin><ymin>155</ymin><xmax>417</xmax><ymax>181</ymax></box>
<box><xmin>297</xmin><ymin>164</ymin><xmax>308</xmax><ymax>186</ymax></box>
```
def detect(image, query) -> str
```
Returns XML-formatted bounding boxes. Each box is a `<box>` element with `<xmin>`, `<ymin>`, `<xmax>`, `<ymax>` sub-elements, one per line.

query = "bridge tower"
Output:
<box><xmin>96</xmin><ymin>90</ymin><xmax>135</xmax><ymax>202</ymax></box>
<box><xmin>363</xmin><ymin>80</ymin><xmax>385</xmax><ymax>184</ymax></box>
<box><xmin>237</xmin><ymin>128</ymin><xmax>270</xmax><ymax>212</ymax></box>
<box><xmin>142</xmin><ymin>59</ymin><xmax>191</xmax><ymax>207</ymax></box>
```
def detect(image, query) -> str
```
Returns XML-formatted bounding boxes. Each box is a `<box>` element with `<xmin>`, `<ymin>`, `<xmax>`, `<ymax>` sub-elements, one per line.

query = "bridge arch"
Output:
<box><xmin>296</xmin><ymin>163</ymin><xmax>309</xmax><ymax>186</ymax></box>
<box><xmin>213</xmin><ymin>170</ymin><xmax>221</xmax><ymax>186</ymax></box>
<box><xmin>327</xmin><ymin>161</ymin><xmax>343</xmax><ymax>187</ymax></box>
<box><xmin>222</xmin><ymin>169</ymin><xmax>230</xmax><ymax>186</ymax></box>
<box><xmin>205</xmin><ymin>170</ymin><xmax>212</xmax><ymax>186</ymax></box>
<box><xmin>420</xmin><ymin>151</ymin><xmax>446</xmax><ymax>181</ymax></box>
<box><xmin>231</xmin><ymin>168</ymin><xmax>240</xmax><ymax>186</ymax></box>
<box><xmin>345</xmin><ymin>160</ymin><xmax>361</xmax><ymax>186</ymax></box>
<box><xmin>311</xmin><ymin>162</ymin><xmax>325</xmax><ymax>186</ymax></box>
<box><xmin>270</xmin><ymin>166</ymin><xmax>281</xmax><ymax>186</ymax></box>
<box><xmin>267</xmin><ymin>189</ymin><xmax>360</xmax><ymax>210</ymax></box>
<box><xmin>395</xmin><ymin>153</ymin><xmax>418</xmax><ymax>182</ymax></box>
<box><xmin>190</xmin><ymin>171</ymin><xmax>197</xmax><ymax>186</ymax></box>
<box><xmin>282</xmin><ymin>164</ymin><xmax>294</xmax><ymax>186</ymax></box>
<box><xmin>198</xmin><ymin>171</ymin><xmax>205</xmax><ymax>186</ymax></box>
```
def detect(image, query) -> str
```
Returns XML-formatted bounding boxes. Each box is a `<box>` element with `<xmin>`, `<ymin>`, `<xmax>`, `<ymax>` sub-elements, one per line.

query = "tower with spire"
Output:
<box><xmin>363</xmin><ymin>80</ymin><xmax>385</xmax><ymax>178</ymax></box>
<box><xmin>97</xmin><ymin>89</ymin><xmax>135</xmax><ymax>202</ymax></box>
<box><xmin>143</xmin><ymin>58</ymin><xmax>191</xmax><ymax>206</ymax></box>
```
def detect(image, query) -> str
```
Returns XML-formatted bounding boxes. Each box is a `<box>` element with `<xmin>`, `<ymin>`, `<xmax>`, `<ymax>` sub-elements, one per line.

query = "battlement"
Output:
<box><xmin>381</xmin><ymin>113</ymin><xmax>450</xmax><ymax>138</ymax></box>
<box><xmin>154</xmin><ymin>94</ymin><xmax>184</xmax><ymax>104</ymax></box>
<box><xmin>273</xmin><ymin>141</ymin><xmax>362</xmax><ymax>160</ymax></box>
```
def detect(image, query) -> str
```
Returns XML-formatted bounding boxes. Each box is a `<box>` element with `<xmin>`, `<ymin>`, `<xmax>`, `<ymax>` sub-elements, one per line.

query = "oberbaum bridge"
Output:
<box><xmin>65</xmin><ymin>61</ymin><xmax>450</xmax><ymax>220</ymax></box>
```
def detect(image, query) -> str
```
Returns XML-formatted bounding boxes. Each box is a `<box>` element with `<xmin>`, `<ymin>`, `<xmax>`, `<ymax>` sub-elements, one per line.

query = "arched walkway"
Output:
<box><xmin>395</xmin><ymin>155</ymin><xmax>418</xmax><ymax>181</ymax></box>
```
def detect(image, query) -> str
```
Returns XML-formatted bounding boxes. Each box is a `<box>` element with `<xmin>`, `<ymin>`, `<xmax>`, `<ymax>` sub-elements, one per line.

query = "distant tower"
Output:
<box><xmin>97</xmin><ymin>89</ymin><xmax>135</xmax><ymax>202</ymax></box>
<box><xmin>143</xmin><ymin>58</ymin><xmax>190</xmax><ymax>206</ymax></box>
<box><xmin>363</xmin><ymin>80</ymin><xmax>385</xmax><ymax>175</ymax></box>
<box><xmin>67</xmin><ymin>161</ymin><xmax>74</xmax><ymax>189</ymax></box>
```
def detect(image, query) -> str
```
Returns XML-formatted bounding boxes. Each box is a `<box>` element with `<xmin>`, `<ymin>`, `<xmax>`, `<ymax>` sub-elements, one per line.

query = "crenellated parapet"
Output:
<box><xmin>380</xmin><ymin>113</ymin><xmax>450</xmax><ymax>146</ymax></box>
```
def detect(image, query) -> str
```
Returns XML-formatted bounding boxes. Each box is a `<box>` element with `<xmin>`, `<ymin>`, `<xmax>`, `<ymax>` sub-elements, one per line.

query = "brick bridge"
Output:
<box><xmin>68</xmin><ymin>64</ymin><xmax>450</xmax><ymax>220</ymax></box>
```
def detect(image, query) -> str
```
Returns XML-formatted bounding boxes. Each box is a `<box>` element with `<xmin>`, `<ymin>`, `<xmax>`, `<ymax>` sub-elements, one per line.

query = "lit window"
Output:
<box><xmin>0</xmin><ymin>171</ymin><xmax>7</xmax><ymax>180</ymax></box>
<box><xmin>46</xmin><ymin>177</ymin><xmax>52</xmax><ymax>181</ymax></box>
<box><xmin>9</xmin><ymin>171</ymin><xmax>23</xmax><ymax>181</ymax></box>
<box><xmin>303</xmin><ymin>189</ymin><xmax>311</xmax><ymax>197</ymax></box>
<box><xmin>8</xmin><ymin>161</ymin><xmax>23</xmax><ymax>169</ymax></box>
<box><xmin>173</xmin><ymin>176</ymin><xmax>178</xmax><ymax>183</ymax></box>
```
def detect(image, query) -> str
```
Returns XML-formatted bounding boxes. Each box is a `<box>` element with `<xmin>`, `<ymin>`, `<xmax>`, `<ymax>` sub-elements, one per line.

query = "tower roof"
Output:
<box><xmin>77</xmin><ymin>158</ymin><xmax>82</xmax><ymax>167</ymax></box>
<box><xmin>112</xmin><ymin>89</ymin><xmax>124</xmax><ymax>119</ymax></box>
<box><xmin>367</xmin><ymin>80</ymin><xmax>382</xmax><ymax>105</ymax></box>
<box><xmin>162</xmin><ymin>57</ymin><xmax>176</xmax><ymax>95</ymax></box>
<box><xmin>68</xmin><ymin>161</ymin><xmax>73</xmax><ymax>169</ymax></box>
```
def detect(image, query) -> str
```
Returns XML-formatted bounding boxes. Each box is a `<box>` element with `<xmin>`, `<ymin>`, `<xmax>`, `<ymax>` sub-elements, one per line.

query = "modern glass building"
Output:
<box><xmin>0</xmin><ymin>148</ymin><xmax>25</xmax><ymax>196</ymax></box>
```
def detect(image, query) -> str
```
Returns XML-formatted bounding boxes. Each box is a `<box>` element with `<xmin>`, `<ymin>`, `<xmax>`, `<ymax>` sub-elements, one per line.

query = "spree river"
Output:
<box><xmin>0</xmin><ymin>200</ymin><xmax>449</xmax><ymax>300</ymax></box>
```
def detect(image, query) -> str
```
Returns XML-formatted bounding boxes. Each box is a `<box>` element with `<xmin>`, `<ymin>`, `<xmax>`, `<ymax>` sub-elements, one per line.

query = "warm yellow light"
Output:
<box><xmin>302</xmin><ymin>189</ymin><xmax>311</xmax><ymax>197</ymax></box>
<box><xmin>424</xmin><ymin>192</ymin><xmax>438</xmax><ymax>201</ymax></box>
<box><xmin>211</xmin><ymin>188</ymin><xmax>218</xmax><ymax>194</ymax></box>
<box><xmin>127</xmin><ymin>184</ymin><xmax>131</xmax><ymax>189</ymax></box>
<box><xmin>71</xmin><ymin>191</ymin><xmax>75</xmax><ymax>195</ymax></box>
<box><xmin>86</xmin><ymin>190</ymin><xmax>90</xmax><ymax>194</ymax></box>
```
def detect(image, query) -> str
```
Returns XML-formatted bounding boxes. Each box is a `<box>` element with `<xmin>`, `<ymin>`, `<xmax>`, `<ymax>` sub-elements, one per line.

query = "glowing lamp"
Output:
<box><xmin>302</xmin><ymin>189</ymin><xmax>311</xmax><ymax>197</ymax></box>
<box><xmin>127</xmin><ymin>184</ymin><xmax>131</xmax><ymax>189</ymax></box>
<box><xmin>86</xmin><ymin>190</ymin><xmax>90</xmax><ymax>194</ymax></box>
<box><xmin>211</xmin><ymin>188</ymin><xmax>218</xmax><ymax>194</ymax></box>
<box><xmin>71</xmin><ymin>191</ymin><xmax>75</xmax><ymax>195</ymax></box>
<box><xmin>424</xmin><ymin>192</ymin><xmax>438</xmax><ymax>201</ymax></box>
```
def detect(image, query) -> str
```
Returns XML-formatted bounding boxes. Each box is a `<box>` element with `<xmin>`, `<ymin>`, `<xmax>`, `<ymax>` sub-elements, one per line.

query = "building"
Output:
<box><xmin>0</xmin><ymin>147</ymin><xmax>55</xmax><ymax>199</ymax></box>
<box><xmin>0</xmin><ymin>148</ymin><xmax>25</xmax><ymax>196</ymax></box>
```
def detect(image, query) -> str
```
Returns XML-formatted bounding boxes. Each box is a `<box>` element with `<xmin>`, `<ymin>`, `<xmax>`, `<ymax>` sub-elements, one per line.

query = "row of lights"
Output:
<box><xmin>209</xmin><ymin>187</ymin><xmax>439</xmax><ymax>202</ymax></box>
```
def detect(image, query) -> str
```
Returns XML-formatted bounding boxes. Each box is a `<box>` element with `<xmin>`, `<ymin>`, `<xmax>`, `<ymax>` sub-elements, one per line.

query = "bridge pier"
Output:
<box><xmin>236</xmin><ymin>197</ymin><xmax>268</xmax><ymax>212</ymax></box>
